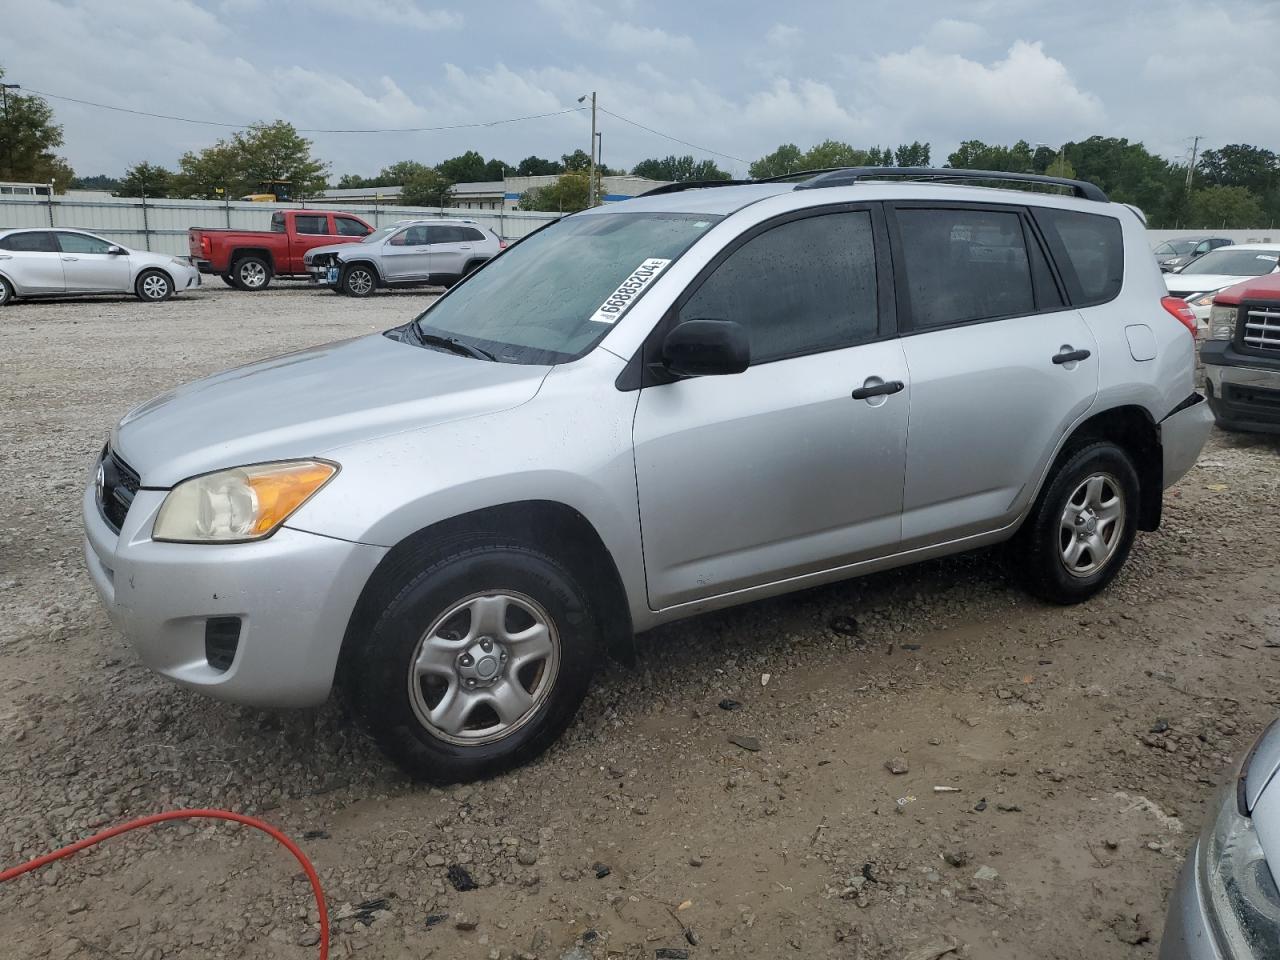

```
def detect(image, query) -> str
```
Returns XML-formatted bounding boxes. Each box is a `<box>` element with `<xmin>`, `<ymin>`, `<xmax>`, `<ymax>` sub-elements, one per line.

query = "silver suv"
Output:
<box><xmin>304</xmin><ymin>218</ymin><xmax>503</xmax><ymax>296</ymax></box>
<box><xmin>83</xmin><ymin>168</ymin><xmax>1213</xmax><ymax>782</ymax></box>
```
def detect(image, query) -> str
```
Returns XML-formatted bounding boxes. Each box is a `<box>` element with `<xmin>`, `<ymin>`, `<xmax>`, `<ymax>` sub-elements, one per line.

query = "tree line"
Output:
<box><xmin>3</xmin><ymin>65</ymin><xmax>1277</xmax><ymax>226</ymax></box>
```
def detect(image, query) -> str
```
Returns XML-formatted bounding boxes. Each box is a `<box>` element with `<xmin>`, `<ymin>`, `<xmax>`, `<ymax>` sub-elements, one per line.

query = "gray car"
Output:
<box><xmin>83</xmin><ymin>168</ymin><xmax>1213</xmax><ymax>782</ymax></box>
<box><xmin>0</xmin><ymin>228</ymin><xmax>200</xmax><ymax>305</ymax></box>
<box><xmin>304</xmin><ymin>218</ymin><xmax>503</xmax><ymax>297</ymax></box>
<box><xmin>1160</xmin><ymin>718</ymin><xmax>1280</xmax><ymax>958</ymax></box>
<box><xmin>1156</xmin><ymin>236</ymin><xmax>1234</xmax><ymax>273</ymax></box>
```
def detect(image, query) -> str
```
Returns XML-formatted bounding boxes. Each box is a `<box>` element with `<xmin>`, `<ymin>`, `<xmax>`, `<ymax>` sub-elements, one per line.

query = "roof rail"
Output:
<box><xmin>640</xmin><ymin>178</ymin><xmax>755</xmax><ymax>197</ymax></box>
<box><xmin>791</xmin><ymin>167</ymin><xmax>1108</xmax><ymax>202</ymax></box>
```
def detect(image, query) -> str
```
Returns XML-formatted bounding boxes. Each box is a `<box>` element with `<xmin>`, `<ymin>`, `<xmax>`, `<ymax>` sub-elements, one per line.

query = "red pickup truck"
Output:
<box><xmin>189</xmin><ymin>210</ymin><xmax>374</xmax><ymax>290</ymax></box>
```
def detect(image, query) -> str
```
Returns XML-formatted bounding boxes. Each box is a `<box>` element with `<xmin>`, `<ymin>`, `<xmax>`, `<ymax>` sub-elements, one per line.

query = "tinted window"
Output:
<box><xmin>56</xmin><ymin>232</ymin><xmax>112</xmax><ymax>254</ymax></box>
<box><xmin>897</xmin><ymin>208</ymin><xmax>1034</xmax><ymax>328</ymax></box>
<box><xmin>295</xmin><ymin>215</ymin><xmax>328</xmax><ymax>235</ymax></box>
<box><xmin>462</xmin><ymin>227</ymin><xmax>487</xmax><ymax>242</ymax></box>
<box><xmin>0</xmin><ymin>231</ymin><xmax>58</xmax><ymax>252</ymax></box>
<box><xmin>389</xmin><ymin>226</ymin><xmax>429</xmax><ymax>246</ymax></box>
<box><xmin>1033</xmin><ymin>208</ymin><xmax>1123</xmax><ymax>305</ymax></box>
<box><xmin>1179</xmin><ymin>248</ymin><xmax>1280</xmax><ymax>277</ymax></box>
<box><xmin>270</xmin><ymin>212</ymin><xmax>285</xmax><ymax>232</ymax></box>
<box><xmin>335</xmin><ymin>217</ymin><xmax>369</xmax><ymax>237</ymax></box>
<box><xmin>680</xmin><ymin>211</ymin><xmax>878</xmax><ymax>364</ymax></box>
<box><xmin>427</xmin><ymin>225</ymin><xmax>460</xmax><ymax>244</ymax></box>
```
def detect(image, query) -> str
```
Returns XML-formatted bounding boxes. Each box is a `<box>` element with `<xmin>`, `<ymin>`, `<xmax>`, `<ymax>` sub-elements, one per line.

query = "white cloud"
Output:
<box><xmin>922</xmin><ymin>18</ymin><xmax>986</xmax><ymax>52</ymax></box>
<box><xmin>765</xmin><ymin>24</ymin><xmax>801</xmax><ymax>47</ymax></box>
<box><xmin>310</xmin><ymin>0</ymin><xmax>462</xmax><ymax>30</ymax></box>
<box><xmin>604</xmin><ymin>23</ymin><xmax>695</xmax><ymax>55</ymax></box>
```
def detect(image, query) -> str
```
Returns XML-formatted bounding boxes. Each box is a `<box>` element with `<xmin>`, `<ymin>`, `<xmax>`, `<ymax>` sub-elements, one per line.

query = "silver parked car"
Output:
<box><xmin>1155</xmin><ymin>236</ymin><xmax>1234</xmax><ymax>273</ymax></box>
<box><xmin>0</xmin><ymin>228</ymin><xmax>199</xmax><ymax>305</ymax></box>
<box><xmin>83</xmin><ymin>168</ymin><xmax>1213</xmax><ymax>782</ymax></box>
<box><xmin>1159</xmin><ymin>718</ymin><xmax>1280</xmax><ymax>959</ymax></box>
<box><xmin>304</xmin><ymin>218</ymin><xmax>504</xmax><ymax>297</ymax></box>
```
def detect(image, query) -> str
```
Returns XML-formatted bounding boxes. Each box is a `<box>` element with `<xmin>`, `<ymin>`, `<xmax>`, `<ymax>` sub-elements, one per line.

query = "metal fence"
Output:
<box><xmin>0</xmin><ymin>195</ymin><xmax>559</xmax><ymax>257</ymax></box>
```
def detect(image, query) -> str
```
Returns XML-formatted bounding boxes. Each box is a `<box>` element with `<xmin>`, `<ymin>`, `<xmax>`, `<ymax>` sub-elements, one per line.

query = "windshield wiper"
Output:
<box><xmin>413</xmin><ymin>325</ymin><xmax>496</xmax><ymax>361</ymax></box>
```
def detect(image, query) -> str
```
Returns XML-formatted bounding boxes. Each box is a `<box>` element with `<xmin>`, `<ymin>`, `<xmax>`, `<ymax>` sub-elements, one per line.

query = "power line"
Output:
<box><xmin>19</xmin><ymin>86</ymin><xmax>587</xmax><ymax>133</ymax></box>
<box><xmin>596</xmin><ymin>107</ymin><xmax>747</xmax><ymax>164</ymax></box>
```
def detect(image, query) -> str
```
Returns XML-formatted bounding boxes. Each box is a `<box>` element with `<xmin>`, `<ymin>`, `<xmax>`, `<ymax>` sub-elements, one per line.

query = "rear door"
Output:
<box><xmin>0</xmin><ymin>230</ymin><xmax>65</xmax><ymax>293</ymax></box>
<box><xmin>425</xmin><ymin>225</ymin><xmax>468</xmax><ymax>278</ymax></box>
<box><xmin>888</xmin><ymin>202</ymin><xmax>1099</xmax><ymax>547</ymax></box>
<box><xmin>55</xmin><ymin>231</ymin><xmax>131</xmax><ymax>293</ymax></box>
<box><xmin>290</xmin><ymin>213</ymin><xmax>333</xmax><ymax>272</ymax></box>
<box><xmin>633</xmin><ymin>204</ymin><xmax>910</xmax><ymax>609</ymax></box>
<box><xmin>381</xmin><ymin>225</ymin><xmax>432</xmax><ymax>280</ymax></box>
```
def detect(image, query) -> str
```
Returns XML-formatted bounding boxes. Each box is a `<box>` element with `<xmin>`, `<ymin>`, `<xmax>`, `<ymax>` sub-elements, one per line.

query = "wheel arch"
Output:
<box><xmin>134</xmin><ymin>264</ymin><xmax>175</xmax><ymax>289</ymax></box>
<box><xmin>231</xmin><ymin>247</ymin><xmax>275</xmax><ymax>271</ymax></box>
<box><xmin>340</xmin><ymin>499</ymin><xmax>635</xmax><ymax>677</ymax></box>
<box><xmin>341</xmin><ymin>258</ymin><xmax>383</xmax><ymax>284</ymax></box>
<box><xmin>1046</xmin><ymin>404</ymin><xmax>1163</xmax><ymax>531</ymax></box>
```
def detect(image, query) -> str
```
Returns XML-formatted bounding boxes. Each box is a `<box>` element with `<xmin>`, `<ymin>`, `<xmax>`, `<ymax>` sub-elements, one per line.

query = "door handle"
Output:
<box><xmin>61</xmin><ymin>256</ymin><xmax>79</xmax><ymax>262</ymax></box>
<box><xmin>1052</xmin><ymin>348</ymin><xmax>1091</xmax><ymax>365</ymax></box>
<box><xmin>851</xmin><ymin>379</ymin><xmax>905</xmax><ymax>400</ymax></box>
<box><xmin>458</xmin><ymin>245</ymin><xmax>472</xmax><ymax>250</ymax></box>
<box><xmin>0</xmin><ymin>254</ymin><xmax>11</xmax><ymax>260</ymax></box>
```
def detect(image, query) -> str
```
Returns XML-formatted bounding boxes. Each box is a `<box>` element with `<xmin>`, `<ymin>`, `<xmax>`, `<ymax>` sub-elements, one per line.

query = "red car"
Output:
<box><xmin>1202</xmin><ymin>273</ymin><xmax>1280</xmax><ymax>433</ymax></box>
<box><xmin>189</xmin><ymin>210</ymin><xmax>374</xmax><ymax>290</ymax></box>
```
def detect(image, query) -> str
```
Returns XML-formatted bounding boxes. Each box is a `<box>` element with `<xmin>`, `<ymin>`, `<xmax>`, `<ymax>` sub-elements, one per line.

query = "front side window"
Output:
<box><xmin>295</xmin><ymin>215</ymin><xmax>328</xmax><ymax>235</ymax></box>
<box><xmin>1180</xmin><ymin>248</ymin><xmax>1280</xmax><ymax>277</ymax></box>
<box><xmin>335</xmin><ymin>217</ymin><xmax>369</xmax><ymax>237</ymax></box>
<box><xmin>897</xmin><ymin>208</ymin><xmax>1034</xmax><ymax>328</ymax></box>
<box><xmin>414</xmin><ymin>212</ymin><xmax>719</xmax><ymax>363</ymax></box>
<box><xmin>1033</xmin><ymin>207</ymin><xmax>1123</xmax><ymax>305</ymax></box>
<box><xmin>56</xmin><ymin>232</ymin><xmax>112</xmax><ymax>254</ymax></box>
<box><xmin>0</xmin><ymin>231</ymin><xmax>58</xmax><ymax>252</ymax></box>
<box><xmin>389</xmin><ymin>226</ymin><xmax>429</xmax><ymax>246</ymax></box>
<box><xmin>679</xmin><ymin>211</ymin><xmax>879</xmax><ymax>363</ymax></box>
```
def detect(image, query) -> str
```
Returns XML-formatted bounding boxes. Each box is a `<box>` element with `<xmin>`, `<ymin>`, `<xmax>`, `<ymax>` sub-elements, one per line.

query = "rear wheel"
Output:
<box><xmin>220</xmin><ymin>274</ymin><xmax>235</xmax><ymax>288</ymax></box>
<box><xmin>341</xmin><ymin>264</ymin><xmax>376</xmax><ymax>297</ymax></box>
<box><xmin>1014</xmin><ymin>440</ymin><xmax>1139</xmax><ymax>604</ymax></box>
<box><xmin>347</xmin><ymin>537</ymin><xmax>599</xmax><ymax>782</ymax></box>
<box><xmin>231</xmin><ymin>256</ymin><xmax>272</xmax><ymax>291</ymax></box>
<box><xmin>0</xmin><ymin>275</ymin><xmax>12</xmax><ymax>306</ymax></box>
<box><xmin>135</xmin><ymin>269</ymin><xmax>173</xmax><ymax>302</ymax></box>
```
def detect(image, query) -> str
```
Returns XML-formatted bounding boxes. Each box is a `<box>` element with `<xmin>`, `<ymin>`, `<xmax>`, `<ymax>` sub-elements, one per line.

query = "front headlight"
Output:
<box><xmin>1209</xmin><ymin>304</ymin><xmax>1238</xmax><ymax>341</ymax></box>
<box><xmin>1191</xmin><ymin>291</ymin><xmax>1219</xmax><ymax>308</ymax></box>
<box><xmin>1200</xmin><ymin>780</ymin><xmax>1280</xmax><ymax>956</ymax></box>
<box><xmin>153</xmin><ymin>460</ymin><xmax>337</xmax><ymax>543</ymax></box>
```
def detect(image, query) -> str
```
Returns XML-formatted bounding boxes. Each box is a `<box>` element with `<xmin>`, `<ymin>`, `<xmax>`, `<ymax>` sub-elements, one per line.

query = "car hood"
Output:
<box><xmin>1165</xmin><ymin>273</ymin><xmax>1248</xmax><ymax>295</ymax></box>
<box><xmin>113</xmin><ymin>332</ymin><xmax>550</xmax><ymax>487</ymax></box>
<box><xmin>304</xmin><ymin>241</ymin><xmax>361</xmax><ymax>262</ymax></box>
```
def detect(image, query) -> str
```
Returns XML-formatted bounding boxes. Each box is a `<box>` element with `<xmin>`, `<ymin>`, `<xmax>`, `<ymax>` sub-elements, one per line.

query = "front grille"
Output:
<box><xmin>1243</xmin><ymin>305</ymin><xmax>1280</xmax><ymax>352</ymax></box>
<box><xmin>97</xmin><ymin>448</ymin><xmax>140</xmax><ymax>533</ymax></box>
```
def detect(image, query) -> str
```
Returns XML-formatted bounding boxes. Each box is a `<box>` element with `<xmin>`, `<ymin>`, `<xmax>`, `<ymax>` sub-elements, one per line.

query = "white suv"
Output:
<box><xmin>84</xmin><ymin>168</ymin><xmax>1213</xmax><ymax>782</ymax></box>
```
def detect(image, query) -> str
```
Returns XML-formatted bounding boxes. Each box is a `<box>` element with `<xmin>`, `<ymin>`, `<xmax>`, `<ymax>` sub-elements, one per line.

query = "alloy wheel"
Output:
<box><xmin>1059</xmin><ymin>472</ymin><xmax>1125</xmax><ymax>578</ymax></box>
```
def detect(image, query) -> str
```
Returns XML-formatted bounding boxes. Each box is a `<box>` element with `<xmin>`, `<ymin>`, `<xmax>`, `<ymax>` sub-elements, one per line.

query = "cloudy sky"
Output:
<box><xmin>2</xmin><ymin>0</ymin><xmax>1276</xmax><ymax>180</ymax></box>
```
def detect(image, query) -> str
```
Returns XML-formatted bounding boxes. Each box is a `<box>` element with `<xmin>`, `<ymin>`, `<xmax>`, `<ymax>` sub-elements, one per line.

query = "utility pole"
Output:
<box><xmin>1</xmin><ymin>83</ymin><xmax>20</xmax><ymax>181</ymax></box>
<box><xmin>1185</xmin><ymin>135</ymin><xmax>1202</xmax><ymax>194</ymax></box>
<box><xmin>596</xmin><ymin>131</ymin><xmax>603</xmax><ymax>178</ymax></box>
<box><xmin>578</xmin><ymin>91</ymin><xmax>597</xmax><ymax>206</ymax></box>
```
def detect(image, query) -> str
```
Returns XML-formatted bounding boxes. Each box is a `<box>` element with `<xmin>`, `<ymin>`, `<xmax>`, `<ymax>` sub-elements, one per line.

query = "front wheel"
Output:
<box><xmin>0</xmin><ymin>274</ymin><xmax>12</xmax><ymax>306</ymax></box>
<box><xmin>135</xmin><ymin>269</ymin><xmax>173</xmax><ymax>302</ymax></box>
<box><xmin>347</xmin><ymin>538</ymin><xmax>599</xmax><ymax>783</ymax></box>
<box><xmin>341</xmin><ymin>264</ymin><xmax>376</xmax><ymax>297</ymax></box>
<box><xmin>1014</xmin><ymin>440</ymin><xmax>1139</xmax><ymax>604</ymax></box>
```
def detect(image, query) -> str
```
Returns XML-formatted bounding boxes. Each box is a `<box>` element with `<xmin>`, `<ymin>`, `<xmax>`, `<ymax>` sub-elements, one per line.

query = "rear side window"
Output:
<box><xmin>679</xmin><ymin>210</ymin><xmax>879</xmax><ymax>364</ymax></box>
<box><xmin>896</xmin><ymin>208</ymin><xmax>1034</xmax><ymax>329</ymax></box>
<box><xmin>0</xmin><ymin>231</ymin><xmax>58</xmax><ymax>252</ymax></box>
<box><xmin>335</xmin><ymin>217</ymin><xmax>369</xmax><ymax>237</ymax></box>
<box><xmin>295</xmin><ymin>215</ymin><xmax>329</xmax><ymax>235</ymax></box>
<box><xmin>461</xmin><ymin>227</ymin><xmax>486</xmax><ymax>242</ymax></box>
<box><xmin>1032</xmin><ymin>208</ymin><xmax>1123</xmax><ymax>306</ymax></box>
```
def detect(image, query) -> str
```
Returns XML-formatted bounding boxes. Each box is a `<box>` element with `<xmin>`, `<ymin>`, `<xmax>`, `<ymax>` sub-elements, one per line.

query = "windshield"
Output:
<box><xmin>412</xmin><ymin>212</ymin><xmax>720</xmax><ymax>363</ymax></box>
<box><xmin>1179</xmin><ymin>248</ymin><xmax>1280</xmax><ymax>276</ymax></box>
<box><xmin>361</xmin><ymin>226</ymin><xmax>399</xmax><ymax>244</ymax></box>
<box><xmin>1157</xmin><ymin>239</ymin><xmax>1198</xmax><ymax>256</ymax></box>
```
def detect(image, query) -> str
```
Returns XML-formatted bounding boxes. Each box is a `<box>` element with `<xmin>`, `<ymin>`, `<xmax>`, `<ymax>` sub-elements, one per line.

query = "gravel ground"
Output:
<box><xmin>2</xmin><ymin>281</ymin><xmax>1279</xmax><ymax>960</ymax></box>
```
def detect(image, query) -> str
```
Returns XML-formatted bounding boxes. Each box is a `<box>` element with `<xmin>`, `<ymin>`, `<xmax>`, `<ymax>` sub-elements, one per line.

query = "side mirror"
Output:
<box><xmin>662</xmin><ymin>319</ymin><xmax>750</xmax><ymax>377</ymax></box>
<box><xmin>106</xmin><ymin>245</ymin><xmax>126</xmax><ymax>256</ymax></box>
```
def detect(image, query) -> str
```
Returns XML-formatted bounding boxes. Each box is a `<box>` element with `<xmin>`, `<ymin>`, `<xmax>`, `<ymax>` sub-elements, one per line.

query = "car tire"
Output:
<box><xmin>0</xmin><ymin>274</ymin><xmax>12</xmax><ymax>306</ymax></box>
<box><xmin>1014</xmin><ymin>440</ymin><xmax>1140</xmax><ymax>605</ymax></box>
<box><xmin>346</xmin><ymin>536</ymin><xmax>599</xmax><ymax>783</ymax></box>
<box><xmin>135</xmin><ymin>269</ymin><xmax>174</xmax><ymax>303</ymax></box>
<box><xmin>231</xmin><ymin>256</ymin><xmax>272</xmax><ymax>291</ymax></box>
<box><xmin>220</xmin><ymin>274</ymin><xmax>236</xmax><ymax>288</ymax></box>
<box><xmin>341</xmin><ymin>264</ymin><xmax>377</xmax><ymax>298</ymax></box>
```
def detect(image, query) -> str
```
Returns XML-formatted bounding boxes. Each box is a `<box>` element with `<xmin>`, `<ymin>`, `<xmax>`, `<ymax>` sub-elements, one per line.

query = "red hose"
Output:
<box><xmin>0</xmin><ymin>809</ymin><xmax>328</xmax><ymax>960</ymax></box>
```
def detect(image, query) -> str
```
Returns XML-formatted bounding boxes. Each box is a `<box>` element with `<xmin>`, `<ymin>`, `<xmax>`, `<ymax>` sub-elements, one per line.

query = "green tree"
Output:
<box><xmin>116</xmin><ymin>162</ymin><xmax>172</xmax><ymax>198</ymax></box>
<box><xmin>1044</xmin><ymin>155</ymin><xmax>1076</xmax><ymax>180</ymax></box>
<box><xmin>397</xmin><ymin>165</ymin><xmax>454</xmax><ymax>207</ymax></box>
<box><xmin>1031</xmin><ymin>145</ymin><xmax>1056</xmax><ymax>174</ymax></box>
<box><xmin>748</xmin><ymin>143</ymin><xmax>804</xmax><ymax>179</ymax></box>
<box><xmin>515</xmin><ymin>155</ymin><xmax>563</xmax><ymax>176</ymax></box>
<box><xmin>481</xmin><ymin>158</ymin><xmax>510</xmax><ymax>181</ymax></box>
<box><xmin>70</xmin><ymin>173</ymin><xmax>121</xmax><ymax>191</ymax></box>
<box><xmin>1198</xmin><ymin>144</ymin><xmax>1278</xmax><ymax>195</ymax></box>
<box><xmin>803</xmin><ymin>139</ymin><xmax>871</xmax><ymax>169</ymax></box>
<box><xmin>437</xmin><ymin>150</ymin><xmax>487</xmax><ymax>183</ymax></box>
<box><xmin>1060</xmin><ymin>136</ymin><xmax>1178</xmax><ymax>224</ymax></box>
<box><xmin>519</xmin><ymin>170</ymin><xmax>600</xmax><ymax>212</ymax></box>
<box><xmin>171</xmin><ymin>121</ymin><xmax>327</xmax><ymax>198</ymax></box>
<box><xmin>894</xmin><ymin>141</ymin><xmax>932</xmax><ymax>167</ymax></box>
<box><xmin>335</xmin><ymin>172</ymin><xmax>374</xmax><ymax>189</ymax></box>
<box><xmin>946</xmin><ymin>139</ymin><xmax>1036</xmax><ymax>172</ymax></box>
<box><xmin>561</xmin><ymin>149</ymin><xmax>593</xmax><ymax>173</ymax></box>
<box><xmin>171</xmin><ymin>141</ymin><xmax>242</xmax><ymax>198</ymax></box>
<box><xmin>1189</xmin><ymin>185</ymin><xmax>1265</xmax><ymax>228</ymax></box>
<box><xmin>631</xmin><ymin>154</ymin><xmax>731</xmax><ymax>182</ymax></box>
<box><xmin>0</xmin><ymin>66</ymin><xmax>75</xmax><ymax>190</ymax></box>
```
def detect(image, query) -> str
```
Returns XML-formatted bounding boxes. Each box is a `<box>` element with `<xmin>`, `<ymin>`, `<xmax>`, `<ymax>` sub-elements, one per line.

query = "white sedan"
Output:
<box><xmin>0</xmin><ymin>228</ymin><xmax>200</xmax><ymax>306</ymax></box>
<box><xmin>1165</xmin><ymin>243</ymin><xmax>1280</xmax><ymax>327</ymax></box>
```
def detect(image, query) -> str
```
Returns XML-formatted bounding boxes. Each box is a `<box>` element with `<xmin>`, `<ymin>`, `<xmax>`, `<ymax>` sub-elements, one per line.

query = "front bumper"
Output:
<box><xmin>82</xmin><ymin>479</ymin><xmax>387</xmax><ymax>707</ymax></box>
<box><xmin>1159</xmin><ymin>846</ymin><xmax>1224</xmax><ymax>960</ymax></box>
<box><xmin>1161</xmin><ymin>393</ymin><xmax>1215</xmax><ymax>489</ymax></box>
<box><xmin>1202</xmin><ymin>342</ymin><xmax>1280</xmax><ymax>434</ymax></box>
<box><xmin>305</xmin><ymin>262</ymin><xmax>337</xmax><ymax>284</ymax></box>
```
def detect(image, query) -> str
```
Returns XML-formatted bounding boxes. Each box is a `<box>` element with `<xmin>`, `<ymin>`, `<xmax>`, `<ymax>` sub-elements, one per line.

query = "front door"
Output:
<box><xmin>381</xmin><ymin>225</ymin><xmax>432</xmax><ymax>281</ymax></box>
<box><xmin>56</xmin><ymin>232</ymin><xmax>131</xmax><ymax>292</ymax></box>
<box><xmin>633</xmin><ymin>206</ymin><xmax>909</xmax><ymax>609</ymax></box>
<box><xmin>0</xmin><ymin>230</ymin><xmax>65</xmax><ymax>293</ymax></box>
<box><xmin>887</xmin><ymin>203</ymin><xmax>1100</xmax><ymax>547</ymax></box>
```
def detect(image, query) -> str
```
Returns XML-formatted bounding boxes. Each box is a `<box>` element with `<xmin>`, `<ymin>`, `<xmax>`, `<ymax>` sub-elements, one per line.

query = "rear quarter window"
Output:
<box><xmin>1033</xmin><ymin>208</ymin><xmax>1123</xmax><ymax>306</ymax></box>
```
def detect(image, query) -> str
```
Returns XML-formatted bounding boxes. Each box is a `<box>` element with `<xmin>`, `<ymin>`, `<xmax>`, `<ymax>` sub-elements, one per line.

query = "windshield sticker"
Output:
<box><xmin>1257</xmin><ymin>254</ymin><xmax>1279</xmax><ymax>262</ymax></box>
<box><xmin>589</xmin><ymin>258</ymin><xmax>672</xmax><ymax>324</ymax></box>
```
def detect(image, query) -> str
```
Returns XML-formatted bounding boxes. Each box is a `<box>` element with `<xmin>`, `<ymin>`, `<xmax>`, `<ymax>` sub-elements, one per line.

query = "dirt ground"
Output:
<box><xmin>1</xmin><ymin>281</ymin><xmax>1278</xmax><ymax>960</ymax></box>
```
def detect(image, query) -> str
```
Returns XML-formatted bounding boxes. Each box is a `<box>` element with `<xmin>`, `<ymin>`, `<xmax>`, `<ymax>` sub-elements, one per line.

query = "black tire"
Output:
<box><xmin>135</xmin><ymin>269</ymin><xmax>174</xmax><ymax>302</ymax></box>
<box><xmin>347</xmin><ymin>536</ymin><xmax>598</xmax><ymax>783</ymax></box>
<box><xmin>341</xmin><ymin>263</ymin><xmax>377</xmax><ymax>298</ymax></box>
<box><xmin>220</xmin><ymin>274</ymin><xmax>236</xmax><ymax>288</ymax></box>
<box><xmin>0</xmin><ymin>274</ymin><xmax>12</xmax><ymax>306</ymax></box>
<box><xmin>231</xmin><ymin>255</ymin><xmax>272</xmax><ymax>291</ymax></box>
<box><xmin>1014</xmin><ymin>440</ymin><xmax>1140</xmax><ymax>604</ymax></box>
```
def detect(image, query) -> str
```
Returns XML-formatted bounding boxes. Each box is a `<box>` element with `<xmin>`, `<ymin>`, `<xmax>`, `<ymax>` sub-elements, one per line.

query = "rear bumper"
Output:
<box><xmin>1202</xmin><ymin>341</ymin><xmax>1280</xmax><ymax>433</ymax></box>
<box><xmin>1161</xmin><ymin>393</ymin><xmax>1214</xmax><ymax>488</ymax></box>
<box><xmin>193</xmin><ymin>259</ymin><xmax>217</xmax><ymax>275</ymax></box>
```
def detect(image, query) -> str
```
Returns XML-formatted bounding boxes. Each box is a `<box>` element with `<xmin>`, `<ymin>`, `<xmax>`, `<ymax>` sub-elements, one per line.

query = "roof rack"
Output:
<box><xmin>790</xmin><ymin>167</ymin><xmax>1108</xmax><ymax>202</ymax></box>
<box><xmin>640</xmin><ymin>178</ymin><xmax>755</xmax><ymax>197</ymax></box>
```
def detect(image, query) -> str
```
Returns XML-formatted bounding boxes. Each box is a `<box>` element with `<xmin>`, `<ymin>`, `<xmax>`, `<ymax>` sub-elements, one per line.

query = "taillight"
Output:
<box><xmin>498</xmin><ymin>239</ymin><xmax>508</xmax><ymax>250</ymax></box>
<box><xmin>1161</xmin><ymin>295</ymin><xmax>1198</xmax><ymax>338</ymax></box>
<box><xmin>201</xmin><ymin>235</ymin><xmax>211</xmax><ymax>256</ymax></box>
